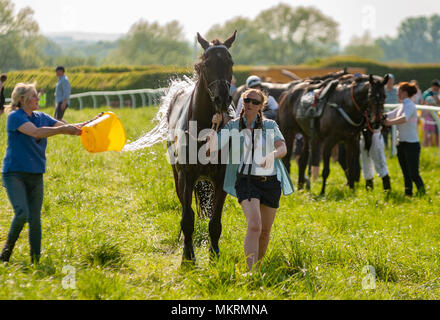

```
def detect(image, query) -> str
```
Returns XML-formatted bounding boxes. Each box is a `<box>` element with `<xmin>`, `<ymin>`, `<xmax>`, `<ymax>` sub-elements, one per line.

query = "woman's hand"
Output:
<box><xmin>206</xmin><ymin>130</ymin><xmax>218</xmax><ymax>156</ymax></box>
<box><xmin>62</xmin><ymin>124</ymin><xmax>82</xmax><ymax>136</ymax></box>
<box><xmin>260</xmin><ymin>151</ymin><xmax>275</xmax><ymax>170</ymax></box>
<box><xmin>212</xmin><ymin>113</ymin><xmax>223</xmax><ymax>129</ymax></box>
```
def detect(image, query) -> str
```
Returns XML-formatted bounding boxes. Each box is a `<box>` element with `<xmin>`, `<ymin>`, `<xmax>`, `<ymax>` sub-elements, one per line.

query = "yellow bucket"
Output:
<box><xmin>81</xmin><ymin>111</ymin><xmax>126</xmax><ymax>153</ymax></box>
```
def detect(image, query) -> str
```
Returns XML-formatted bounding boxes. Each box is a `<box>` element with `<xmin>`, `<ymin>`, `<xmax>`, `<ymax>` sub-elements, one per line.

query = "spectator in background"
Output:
<box><xmin>410</xmin><ymin>80</ymin><xmax>422</xmax><ymax>105</ymax></box>
<box><xmin>230</xmin><ymin>75</ymin><xmax>237</xmax><ymax>97</ymax></box>
<box><xmin>422</xmin><ymin>79</ymin><xmax>440</xmax><ymax>106</ymax></box>
<box><xmin>421</xmin><ymin>80</ymin><xmax>440</xmax><ymax>147</ymax></box>
<box><xmin>235</xmin><ymin>76</ymin><xmax>278</xmax><ymax>120</ymax></box>
<box><xmin>38</xmin><ymin>89</ymin><xmax>46</xmax><ymax>108</ymax></box>
<box><xmin>384</xmin><ymin>82</ymin><xmax>425</xmax><ymax>197</ymax></box>
<box><xmin>0</xmin><ymin>74</ymin><xmax>7</xmax><ymax>116</ymax></box>
<box><xmin>54</xmin><ymin>66</ymin><xmax>71</xmax><ymax>121</ymax></box>
<box><xmin>383</xmin><ymin>74</ymin><xmax>399</xmax><ymax>148</ymax></box>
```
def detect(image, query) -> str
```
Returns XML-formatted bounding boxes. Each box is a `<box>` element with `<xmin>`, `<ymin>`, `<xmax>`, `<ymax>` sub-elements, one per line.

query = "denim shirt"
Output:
<box><xmin>216</xmin><ymin>116</ymin><xmax>294</xmax><ymax>198</ymax></box>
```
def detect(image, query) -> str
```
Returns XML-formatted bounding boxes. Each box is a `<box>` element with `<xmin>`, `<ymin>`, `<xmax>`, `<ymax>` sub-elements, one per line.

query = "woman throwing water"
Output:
<box><xmin>0</xmin><ymin>83</ymin><xmax>89</xmax><ymax>264</ymax></box>
<box><xmin>208</xmin><ymin>88</ymin><xmax>293</xmax><ymax>272</ymax></box>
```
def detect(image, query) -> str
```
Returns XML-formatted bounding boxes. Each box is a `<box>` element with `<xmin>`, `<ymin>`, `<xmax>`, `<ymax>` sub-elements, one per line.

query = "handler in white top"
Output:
<box><xmin>384</xmin><ymin>82</ymin><xmax>425</xmax><ymax>196</ymax></box>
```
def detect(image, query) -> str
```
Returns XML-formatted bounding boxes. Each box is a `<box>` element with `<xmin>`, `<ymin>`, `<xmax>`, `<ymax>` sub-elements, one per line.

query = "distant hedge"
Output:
<box><xmin>4</xmin><ymin>58</ymin><xmax>438</xmax><ymax>108</ymax></box>
<box><xmin>3</xmin><ymin>66</ymin><xmax>195</xmax><ymax>107</ymax></box>
<box><xmin>306</xmin><ymin>56</ymin><xmax>440</xmax><ymax>90</ymax></box>
<box><xmin>3</xmin><ymin>65</ymin><xmax>253</xmax><ymax>108</ymax></box>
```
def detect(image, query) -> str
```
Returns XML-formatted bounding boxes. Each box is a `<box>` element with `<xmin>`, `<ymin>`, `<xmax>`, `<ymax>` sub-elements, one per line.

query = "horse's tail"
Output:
<box><xmin>194</xmin><ymin>180</ymin><xmax>214</xmax><ymax>219</ymax></box>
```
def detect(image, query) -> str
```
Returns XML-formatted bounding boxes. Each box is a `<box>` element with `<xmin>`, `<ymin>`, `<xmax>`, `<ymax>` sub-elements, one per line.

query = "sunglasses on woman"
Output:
<box><xmin>243</xmin><ymin>97</ymin><xmax>262</xmax><ymax>105</ymax></box>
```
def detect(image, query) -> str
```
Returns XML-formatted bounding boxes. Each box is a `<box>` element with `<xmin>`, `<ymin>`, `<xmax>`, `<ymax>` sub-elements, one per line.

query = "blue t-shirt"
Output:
<box><xmin>2</xmin><ymin>109</ymin><xmax>58</xmax><ymax>174</ymax></box>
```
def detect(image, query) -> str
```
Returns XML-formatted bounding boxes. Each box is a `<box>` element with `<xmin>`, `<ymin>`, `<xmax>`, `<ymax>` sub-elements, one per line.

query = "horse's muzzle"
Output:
<box><xmin>214</xmin><ymin>95</ymin><xmax>232</xmax><ymax>113</ymax></box>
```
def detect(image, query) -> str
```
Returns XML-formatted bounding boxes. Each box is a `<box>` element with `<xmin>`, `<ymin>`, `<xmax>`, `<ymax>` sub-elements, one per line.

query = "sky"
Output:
<box><xmin>11</xmin><ymin>0</ymin><xmax>440</xmax><ymax>46</ymax></box>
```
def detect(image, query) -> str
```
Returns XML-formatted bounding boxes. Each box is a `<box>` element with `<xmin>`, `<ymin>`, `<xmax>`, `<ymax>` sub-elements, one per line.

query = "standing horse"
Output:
<box><xmin>278</xmin><ymin>74</ymin><xmax>389</xmax><ymax>194</ymax></box>
<box><xmin>167</xmin><ymin>31</ymin><xmax>236</xmax><ymax>264</ymax></box>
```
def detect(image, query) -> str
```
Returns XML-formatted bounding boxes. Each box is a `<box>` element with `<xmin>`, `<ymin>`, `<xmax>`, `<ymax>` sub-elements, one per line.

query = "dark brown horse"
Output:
<box><xmin>166</xmin><ymin>31</ymin><xmax>236</xmax><ymax>264</ymax></box>
<box><xmin>232</xmin><ymin>69</ymin><xmax>349</xmax><ymax>106</ymax></box>
<box><xmin>278</xmin><ymin>74</ymin><xmax>389</xmax><ymax>195</ymax></box>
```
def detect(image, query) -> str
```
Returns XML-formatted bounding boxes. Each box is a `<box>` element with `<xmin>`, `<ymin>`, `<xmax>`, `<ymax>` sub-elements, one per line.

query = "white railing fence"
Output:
<box><xmin>5</xmin><ymin>88</ymin><xmax>167</xmax><ymax>109</ymax></box>
<box><xmin>385</xmin><ymin>104</ymin><xmax>440</xmax><ymax>164</ymax></box>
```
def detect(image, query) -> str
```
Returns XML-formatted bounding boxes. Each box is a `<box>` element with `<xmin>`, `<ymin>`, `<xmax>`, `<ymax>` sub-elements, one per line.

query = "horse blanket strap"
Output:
<box><xmin>329</xmin><ymin>103</ymin><xmax>363</xmax><ymax>127</ymax></box>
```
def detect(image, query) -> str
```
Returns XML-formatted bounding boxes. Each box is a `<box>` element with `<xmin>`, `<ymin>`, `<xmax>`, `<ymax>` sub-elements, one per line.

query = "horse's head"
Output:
<box><xmin>195</xmin><ymin>31</ymin><xmax>236</xmax><ymax>113</ymax></box>
<box><xmin>367</xmin><ymin>74</ymin><xmax>389</xmax><ymax>124</ymax></box>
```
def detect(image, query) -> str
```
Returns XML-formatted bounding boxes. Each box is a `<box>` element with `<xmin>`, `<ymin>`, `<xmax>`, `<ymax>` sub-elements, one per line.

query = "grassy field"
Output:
<box><xmin>0</xmin><ymin>106</ymin><xmax>440</xmax><ymax>300</ymax></box>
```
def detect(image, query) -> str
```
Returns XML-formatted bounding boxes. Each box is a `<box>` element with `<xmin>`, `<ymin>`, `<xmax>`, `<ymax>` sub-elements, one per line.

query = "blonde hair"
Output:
<box><xmin>3</xmin><ymin>104</ymin><xmax>18</xmax><ymax>115</ymax></box>
<box><xmin>10</xmin><ymin>83</ymin><xmax>37</xmax><ymax>109</ymax></box>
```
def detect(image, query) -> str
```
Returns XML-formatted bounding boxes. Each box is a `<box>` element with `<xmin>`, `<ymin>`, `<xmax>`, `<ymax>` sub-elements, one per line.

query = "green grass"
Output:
<box><xmin>1</xmin><ymin>106</ymin><xmax>440</xmax><ymax>300</ymax></box>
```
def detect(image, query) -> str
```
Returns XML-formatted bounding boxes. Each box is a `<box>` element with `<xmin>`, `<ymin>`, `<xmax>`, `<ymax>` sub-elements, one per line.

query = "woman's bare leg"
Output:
<box><xmin>241</xmin><ymin>198</ymin><xmax>262</xmax><ymax>271</ymax></box>
<box><xmin>258</xmin><ymin>204</ymin><xmax>277</xmax><ymax>260</ymax></box>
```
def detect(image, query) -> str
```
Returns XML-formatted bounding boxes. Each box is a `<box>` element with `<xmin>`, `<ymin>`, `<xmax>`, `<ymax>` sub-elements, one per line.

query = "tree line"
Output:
<box><xmin>1</xmin><ymin>0</ymin><xmax>439</xmax><ymax>72</ymax></box>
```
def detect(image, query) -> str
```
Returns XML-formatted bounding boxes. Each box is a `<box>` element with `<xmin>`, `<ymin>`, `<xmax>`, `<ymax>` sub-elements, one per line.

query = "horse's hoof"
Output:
<box><xmin>305</xmin><ymin>179</ymin><xmax>311</xmax><ymax>190</ymax></box>
<box><xmin>181</xmin><ymin>247</ymin><xmax>196</xmax><ymax>266</ymax></box>
<box><xmin>209</xmin><ymin>248</ymin><xmax>220</xmax><ymax>262</ymax></box>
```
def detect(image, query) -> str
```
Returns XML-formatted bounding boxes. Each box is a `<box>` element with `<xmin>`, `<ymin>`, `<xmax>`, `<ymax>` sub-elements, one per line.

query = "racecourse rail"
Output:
<box><xmin>6</xmin><ymin>88</ymin><xmax>167</xmax><ymax>109</ymax></box>
<box><xmin>5</xmin><ymin>89</ymin><xmax>440</xmax><ymax>162</ymax></box>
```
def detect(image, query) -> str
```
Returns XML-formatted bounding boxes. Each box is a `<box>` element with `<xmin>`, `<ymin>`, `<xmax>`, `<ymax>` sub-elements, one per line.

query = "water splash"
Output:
<box><xmin>122</xmin><ymin>76</ymin><xmax>196</xmax><ymax>152</ymax></box>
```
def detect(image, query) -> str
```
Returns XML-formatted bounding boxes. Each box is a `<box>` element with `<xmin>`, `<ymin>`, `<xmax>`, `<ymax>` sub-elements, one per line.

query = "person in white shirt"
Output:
<box><xmin>384</xmin><ymin>82</ymin><xmax>425</xmax><ymax>196</ymax></box>
<box><xmin>235</xmin><ymin>76</ymin><xmax>279</xmax><ymax>120</ymax></box>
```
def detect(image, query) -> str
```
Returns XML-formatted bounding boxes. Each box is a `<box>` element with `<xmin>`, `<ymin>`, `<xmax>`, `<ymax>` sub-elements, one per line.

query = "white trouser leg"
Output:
<box><xmin>370</xmin><ymin>132</ymin><xmax>389</xmax><ymax>178</ymax></box>
<box><xmin>360</xmin><ymin>135</ymin><xmax>375</xmax><ymax>180</ymax></box>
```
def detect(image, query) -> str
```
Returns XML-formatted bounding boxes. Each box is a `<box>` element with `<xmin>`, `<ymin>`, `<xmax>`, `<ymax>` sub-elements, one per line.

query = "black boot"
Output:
<box><xmin>382</xmin><ymin>175</ymin><xmax>391</xmax><ymax>191</ymax></box>
<box><xmin>0</xmin><ymin>240</ymin><xmax>15</xmax><ymax>263</ymax></box>
<box><xmin>365</xmin><ymin>179</ymin><xmax>374</xmax><ymax>191</ymax></box>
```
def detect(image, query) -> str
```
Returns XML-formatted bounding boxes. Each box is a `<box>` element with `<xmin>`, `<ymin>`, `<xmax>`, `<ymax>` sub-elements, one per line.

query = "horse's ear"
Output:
<box><xmin>223</xmin><ymin>30</ymin><xmax>237</xmax><ymax>49</ymax></box>
<box><xmin>369</xmin><ymin>74</ymin><xmax>375</xmax><ymax>84</ymax></box>
<box><xmin>197</xmin><ymin>32</ymin><xmax>210</xmax><ymax>50</ymax></box>
<box><xmin>382</xmin><ymin>74</ymin><xmax>390</xmax><ymax>86</ymax></box>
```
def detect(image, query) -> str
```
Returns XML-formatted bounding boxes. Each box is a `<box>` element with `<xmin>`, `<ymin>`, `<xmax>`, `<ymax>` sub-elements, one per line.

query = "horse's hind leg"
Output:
<box><xmin>180</xmin><ymin>171</ymin><xmax>196</xmax><ymax>264</ymax></box>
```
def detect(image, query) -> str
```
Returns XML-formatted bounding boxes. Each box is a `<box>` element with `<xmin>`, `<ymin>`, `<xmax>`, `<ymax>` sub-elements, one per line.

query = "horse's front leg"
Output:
<box><xmin>280</xmin><ymin>126</ymin><xmax>295</xmax><ymax>174</ymax></box>
<box><xmin>345</xmin><ymin>138</ymin><xmax>358</xmax><ymax>190</ymax></box>
<box><xmin>209</xmin><ymin>180</ymin><xmax>227</xmax><ymax>260</ymax></box>
<box><xmin>297</xmin><ymin>136</ymin><xmax>309</xmax><ymax>190</ymax></box>
<box><xmin>320</xmin><ymin>138</ymin><xmax>336</xmax><ymax>195</ymax></box>
<box><xmin>181</xmin><ymin>170</ymin><xmax>196</xmax><ymax>264</ymax></box>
